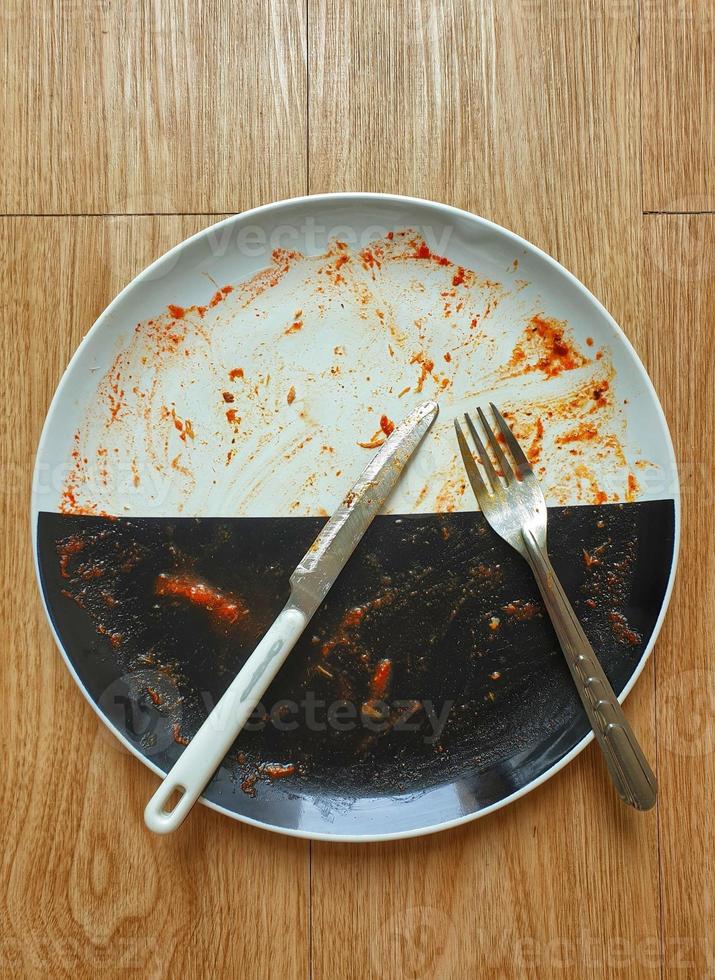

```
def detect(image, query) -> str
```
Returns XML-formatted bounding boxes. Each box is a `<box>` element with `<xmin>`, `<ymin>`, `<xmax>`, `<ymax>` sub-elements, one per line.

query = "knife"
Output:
<box><xmin>144</xmin><ymin>399</ymin><xmax>439</xmax><ymax>832</ymax></box>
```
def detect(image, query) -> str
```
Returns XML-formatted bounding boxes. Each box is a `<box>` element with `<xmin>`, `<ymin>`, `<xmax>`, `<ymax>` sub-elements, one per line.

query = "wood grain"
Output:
<box><xmin>0</xmin><ymin>1</ymin><xmax>307</xmax><ymax>214</ymax></box>
<box><xmin>3</xmin><ymin>1</ymin><xmax>715</xmax><ymax>978</ymax></box>
<box><xmin>643</xmin><ymin>215</ymin><xmax>715</xmax><ymax>978</ymax></box>
<box><xmin>641</xmin><ymin>2</ymin><xmax>715</xmax><ymax>211</ymax></box>
<box><xmin>0</xmin><ymin>216</ymin><xmax>309</xmax><ymax>977</ymax></box>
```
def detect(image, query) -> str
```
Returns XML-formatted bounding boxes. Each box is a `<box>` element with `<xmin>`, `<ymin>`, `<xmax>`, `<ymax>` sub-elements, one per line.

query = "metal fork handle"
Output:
<box><xmin>521</xmin><ymin>527</ymin><xmax>657</xmax><ymax>811</ymax></box>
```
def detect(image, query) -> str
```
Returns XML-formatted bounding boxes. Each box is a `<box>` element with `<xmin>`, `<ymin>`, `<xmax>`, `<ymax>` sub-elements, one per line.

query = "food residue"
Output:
<box><xmin>58</xmin><ymin>229</ymin><xmax>644</xmax><ymax>518</ymax></box>
<box><xmin>608</xmin><ymin>611</ymin><xmax>641</xmax><ymax>646</ymax></box>
<box><xmin>501</xmin><ymin>600</ymin><xmax>540</xmax><ymax>621</ymax></box>
<box><xmin>379</xmin><ymin>415</ymin><xmax>395</xmax><ymax>437</ymax></box>
<box><xmin>155</xmin><ymin>573</ymin><xmax>247</xmax><ymax>625</ymax></box>
<box><xmin>369</xmin><ymin>658</ymin><xmax>393</xmax><ymax>700</ymax></box>
<box><xmin>172</xmin><ymin>723</ymin><xmax>189</xmax><ymax>746</ymax></box>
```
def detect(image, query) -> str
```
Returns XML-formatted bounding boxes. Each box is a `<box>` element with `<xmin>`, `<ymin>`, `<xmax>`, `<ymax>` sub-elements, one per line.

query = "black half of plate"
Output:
<box><xmin>36</xmin><ymin>500</ymin><xmax>675</xmax><ymax>837</ymax></box>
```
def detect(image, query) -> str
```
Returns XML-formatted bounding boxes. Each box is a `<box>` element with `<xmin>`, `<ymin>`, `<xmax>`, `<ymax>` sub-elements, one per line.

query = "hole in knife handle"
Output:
<box><xmin>162</xmin><ymin>785</ymin><xmax>185</xmax><ymax>815</ymax></box>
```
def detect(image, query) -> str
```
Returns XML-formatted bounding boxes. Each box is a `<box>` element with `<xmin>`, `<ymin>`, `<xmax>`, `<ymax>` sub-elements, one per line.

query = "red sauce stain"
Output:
<box><xmin>357</xmin><ymin>434</ymin><xmax>385</xmax><ymax>450</ymax></box>
<box><xmin>60</xmin><ymin>467</ymin><xmax>110</xmax><ymax>516</ymax></box>
<box><xmin>556</xmin><ymin>423</ymin><xmax>599</xmax><ymax>445</ymax></box>
<box><xmin>287</xmin><ymin>385</ymin><xmax>296</xmax><ymax>405</ymax></box>
<box><xmin>502</xmin><ymin>600</ymin><xmax>541</xmax><ymax>620</ymax></box>
<box><xmin>592</xmin><ymin>381</ymin><xmax>610</xmax><ymax>407</ymax></box>
<box><xmin>285</xmin><ymin>319</ymin><xmax>303</xmax><ymax>334</ymax></box>
<box><xmin>570</xmin><ymin>462</ymin><xmax>609</xmax><ymax>504</ymax></box>
<box><xmin>226</xmin><ymin>409</ymin><xmax>240</xmax><ymax>424</ymax></box>
<box><xmin>452</xmin><ymin>267</ymin><xmax>466</xmax><ymax>286</ymax></box>
<box><xmin>229</xmin><ymin>367</ymin><xmax>244</xmax><ymax>380</ymax></box>
<box><xmin>410</xmin><ymin>351</ymin><xmax>435</xmax><ymax>392</ymax></box>
<box><xmin>380</xmin><ymin>415</ymin><xmax>395</xmax><ymax>437</ymax></box>
<box><xmin>57</xmin><ymin>535</ymin><xmax>86</xmax><ymax>577</ymax></box>
<box><xmin>506</xmin><ymin>316</ymin><xmax>589</xmax><ymax>379</ymax></box>
<box><xmin>627</xmin><ymin>473</ymin><xmax>639</xmax><ymax>500</ymax></box>
<box><xmin>170</xmin><ymin>454</ymin><xmax>191</xmax><ymax>477</ymax></box>
<box><xmin>96</xmin><ymin>623</ymin><xmax>122</xmax><ymax>648</ymax></box>
<box><xmin>586</xmin><ymin>337</ymin><xmax>594</xmax><ymax>346</ymax></box>
<box><xmin>172</xmin><ymin>723</ymin><xmax>189</xmax><ymax>746</ymax></box>
<box><xmin>106</xmin><ymin>369</ymin><xmax>126</xmax><ymax>422</ymax></box>
<box><xmin>444</xmin><ymin>351</ymin><xmax>452</xmax><ymax>362</ymax></box>
<box><xmin>320</xmin><ymin>596</ymin><xmax>394</xmax><ymax>657</ymax></box>
<box><xmin>147</xmin><ymin>687</ymin><xmax>161</xmax><ymax>706</ymax></box>
<box><xmin>262</xmin><ymin>762</ymin><xmax>296</xmax><ymax>780</ymax></box>
<box><xmin>155</xmin><ymin>573</ymin><xmax>247</xmax><ymax>625</ymax></box>
<box><xmin>609</xmin><ymin>610</ymin><xmax>641</xmax><ymax>646</ymax></box>
<box><xmin>222</xmin><ymin>391</ymin><xmax>234</xmax><ymax>403</ymax></box>
<box><xmin>241</xmin><ymin>773</ymin><xmax>258</xmax><ymax>796</ymax></box>
<box><xmin>409</xmin><ymin>240</ymin><xmax>450</xmax><ymax>265</ymax></box>
<box><xmin>361</xmin><ymin>248</ymin><xmax>380</xmax><ymax>270</ymax></box>
<box><xmin>208</xmin><ymin>285</ymin><xmax>233</xmax><ymax>309</ymax></box>
<box><xmin>167</xmin><ymin>304</ymin><xmax>185</xmax><ymax>319</ymax></box>
<box><xmin>343</xmin><ymin>606</ymin><xmax>365</xmax><ymax>628</ymax></box>
<box><xmin>369</xmin><ymin>658</ymin><xmax>393</xmax><ymax>700</ymax></box>
<box><xmin>386</xmin><ymin>231</ymin><xmax>394</xmax><ymax>240</ymax></box>
<box><xmin>582</xmin><ymin>541</ymin><xmax>609</xmax><ymax>567</ymax></box>
<box><xmin>80</xmin><ymin>565</ymin><xmax>105</xmax><ymax>581</ymax></box>
<box><xmin>528</xmin><ymin>417</ymin><xmax>544</xmax><ymax>464</ymax></box>
<box><xmin>530</xmin><ymin>315</ymin><xmax>586</xmax><ymax>375</ymax></box>
<box><xmin>163</xmin><ymin>407</ymin><xmax>194</xmax><ymax>442</ymax></box>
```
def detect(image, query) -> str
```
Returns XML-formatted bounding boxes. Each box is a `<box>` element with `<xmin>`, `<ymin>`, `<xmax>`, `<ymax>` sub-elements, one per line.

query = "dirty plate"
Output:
<box><xmin>33</xmin><ymin>194</ymin><xmax>679</xmax><ymax>840</ymax></box>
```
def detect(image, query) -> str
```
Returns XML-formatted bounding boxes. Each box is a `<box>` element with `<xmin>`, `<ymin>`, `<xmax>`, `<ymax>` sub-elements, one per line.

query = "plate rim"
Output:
<box><xmin>31</xmin><ymin>191</ymin><xmax>681</xmax><ymax>841</ymax></box>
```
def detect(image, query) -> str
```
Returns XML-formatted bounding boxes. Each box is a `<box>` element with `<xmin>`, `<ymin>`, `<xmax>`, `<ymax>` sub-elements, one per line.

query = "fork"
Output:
<box><xmin>455</xmin><ymin>403</ymin><xmax>657</xmax><ymax>811</ymax></box>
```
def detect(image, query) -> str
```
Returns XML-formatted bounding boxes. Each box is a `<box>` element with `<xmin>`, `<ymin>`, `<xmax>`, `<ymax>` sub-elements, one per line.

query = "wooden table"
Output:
<box><xmin>2</xmin><ymin>3</ymin><xmax>713</xmax><ymax>977</ymax></box>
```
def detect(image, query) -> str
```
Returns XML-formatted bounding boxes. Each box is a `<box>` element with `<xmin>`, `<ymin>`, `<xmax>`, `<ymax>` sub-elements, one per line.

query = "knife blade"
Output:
<box><xmin>290</xmin><ymin>398</ymin><xmax>439</xmax><ymax>613</ymax></box>
<box><xmin>144</xmin><ymin>398</ymin><xmax>439</xmax><ymax>833</ymax></box>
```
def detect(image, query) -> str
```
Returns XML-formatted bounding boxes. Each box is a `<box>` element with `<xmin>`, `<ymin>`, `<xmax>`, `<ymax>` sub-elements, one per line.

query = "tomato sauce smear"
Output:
<box><xmin>155</xmin><ymin>573</ymin><xmax>248</xmax><ymax>625</ymax></box>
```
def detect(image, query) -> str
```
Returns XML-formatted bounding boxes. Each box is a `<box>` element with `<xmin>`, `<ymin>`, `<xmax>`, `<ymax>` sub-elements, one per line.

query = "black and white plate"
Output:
<box><xmin>33</xmin><ymin>194</ymin><xmax>679</xmax><ymax>840</ymax></box>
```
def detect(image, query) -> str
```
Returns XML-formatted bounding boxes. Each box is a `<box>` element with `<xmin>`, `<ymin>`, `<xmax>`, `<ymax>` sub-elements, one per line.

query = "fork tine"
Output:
<box><xmin>476</xmin><ymin>406</ymin><xmax>514</xmax><ymax>483</ymax></box>
<box><xmin>463</xmin><ymin>412</ymin><xmax>499</xmax><ymax>491</ymax></box>
<box><xmin>454</xmin><ymin>419</ymin><xmax>490</xmax><ymax>500</ymax></box>
<box><xmin>490</xmin><ymin>403</ymin><xmax>534</xmax><ymax>479</ymax></box>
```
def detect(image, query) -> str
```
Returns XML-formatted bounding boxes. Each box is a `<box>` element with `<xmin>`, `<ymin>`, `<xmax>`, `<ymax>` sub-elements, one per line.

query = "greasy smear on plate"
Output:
<box><xmin>60</xmin><ymin>232</ymin><xmax>645</xmax><ymax>517</ymax></box>
<box><xmin>155</xmin><ymin>573</ymin><xmax>247</xmax><ymax>625</ymax></box>
<box><xmin>43</xmin><ymin>505</ymin><xmax>670</xmax><ymax>795</ymax></box>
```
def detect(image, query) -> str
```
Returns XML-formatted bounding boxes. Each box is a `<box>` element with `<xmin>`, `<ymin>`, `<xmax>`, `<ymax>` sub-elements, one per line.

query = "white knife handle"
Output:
<box><xmin>144</xmin><ymin>602</ymin><xmax>308</xmax><ymax>834</ymax></box>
